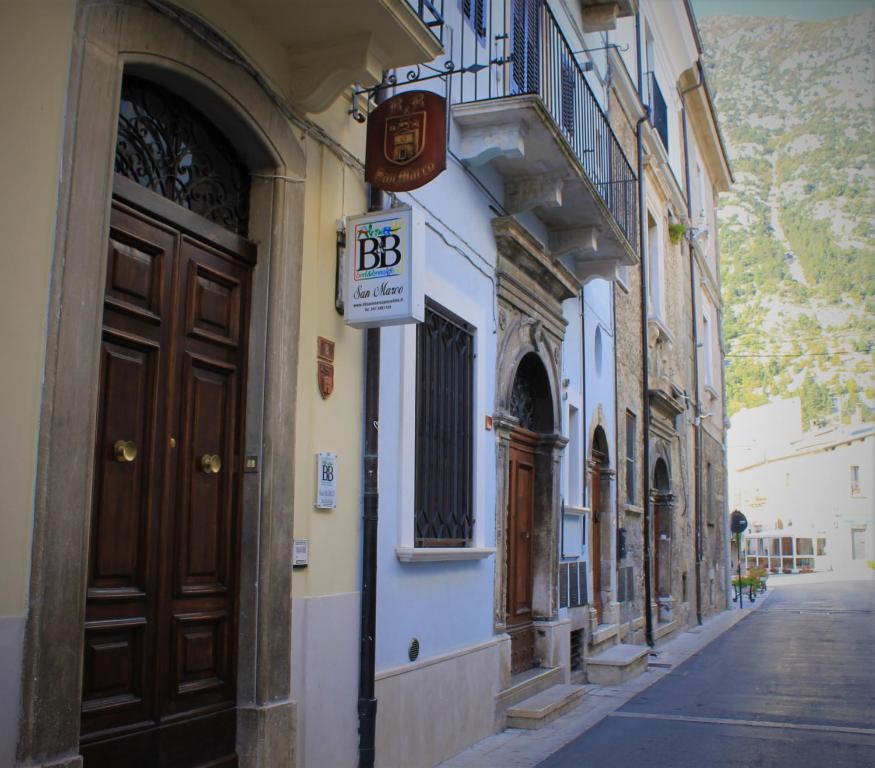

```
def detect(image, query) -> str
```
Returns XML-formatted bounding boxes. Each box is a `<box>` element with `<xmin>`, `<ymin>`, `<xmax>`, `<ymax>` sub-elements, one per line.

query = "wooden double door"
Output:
<box><xmin>507</xmin><ymin>428</ymin><xmax>537</xmax><ymax>674</ymax></box>
<box><xmin>80</xmin><ymin>187</ymin><xmax>252</xmax><ymax>767</ymax></box>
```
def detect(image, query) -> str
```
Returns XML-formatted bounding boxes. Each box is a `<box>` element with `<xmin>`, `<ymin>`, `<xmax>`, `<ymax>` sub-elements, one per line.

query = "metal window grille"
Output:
<box><xmin>115</xmin><ymin>76</ymin><xmax>250</xmax><ymax>235</ymax></box>
<box><xmin>559</xmin><ymin>561</ymin><xmax>588</xmax><ymax>608</ymax></box>
<box><xmin>415</xmin><ymin>303</ymin><xmax>474</xmax><ymax>547</ymax></box>
<box><xmin>625</xmin><ymin>411</ymin><xmax>636</xmax><ymax>504</ymax></box>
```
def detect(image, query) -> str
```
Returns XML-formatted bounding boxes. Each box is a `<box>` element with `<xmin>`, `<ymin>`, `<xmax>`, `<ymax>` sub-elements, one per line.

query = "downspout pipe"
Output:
<box><xmin>681</xmin><ymin>60</ymin><xmax>706</xmax><ymax>626</ymax></box>
<box><xmin>357</xmin><ymin>80</ymin><xmax>387</xmax><ymax>768</ymax></box>
<box><xmin>635</xmin><ymin>10</ymin><xmax>654</xmax><ymax>648</ymax></box>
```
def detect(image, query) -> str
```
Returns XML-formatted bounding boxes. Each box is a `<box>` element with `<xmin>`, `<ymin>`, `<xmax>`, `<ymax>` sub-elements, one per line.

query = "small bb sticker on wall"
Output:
<box><xmin>345</xmin><ymin>206</ymin><xmax>424</xmax><ymax>328</ymax></box>
<box><xmin>315</xmin><ymin>452</ymin><xmax>337</xmax><ymax>510</ymax></box>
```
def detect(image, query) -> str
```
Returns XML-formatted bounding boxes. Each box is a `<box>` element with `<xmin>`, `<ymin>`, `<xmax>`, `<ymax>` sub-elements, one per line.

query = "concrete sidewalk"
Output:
<box><xmin>439</xmin><ymin>595</ymin><xmax>769</xmax><ymax>768</ymax></box>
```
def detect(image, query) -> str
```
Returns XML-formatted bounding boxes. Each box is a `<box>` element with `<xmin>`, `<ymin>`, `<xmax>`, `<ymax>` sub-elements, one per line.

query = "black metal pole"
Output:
<box><xmin>357</xmin><ymin>80</ymin><xmax>388</xmax><ymax>768</ymax></box>
<box><xmin>737</xmin><ymin>534</ymin><xmax>743</xmax><ymax>610</ymax></box>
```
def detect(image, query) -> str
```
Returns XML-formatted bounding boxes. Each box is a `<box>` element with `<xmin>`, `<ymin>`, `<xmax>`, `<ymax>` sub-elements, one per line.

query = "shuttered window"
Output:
<box><xmin>415</xmin><ymin>302</ymin><xmax>474</xmax><ymax>547</ymax></box>
<box><xmin>625</xmin><ymin>411</ymin><xmax>636</xmax><ymax>504</ymax></box>
<box><xmin>462</xmin><ymin>0</ymin><xmax>487</xmax><ymax>38</ymax></box>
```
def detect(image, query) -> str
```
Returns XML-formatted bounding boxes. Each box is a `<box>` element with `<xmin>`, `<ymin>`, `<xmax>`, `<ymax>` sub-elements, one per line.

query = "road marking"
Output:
<box><xmin>608</xmin><ymin>711</ymin><xmax>875</xmax><ymax>736</ymax></box>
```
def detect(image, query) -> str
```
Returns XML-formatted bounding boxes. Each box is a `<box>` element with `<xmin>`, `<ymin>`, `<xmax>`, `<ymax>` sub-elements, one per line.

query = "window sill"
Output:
<box><xmin>624</xmin><ymin>504</ymin><xmax>644</xmax><ymax>516</ymax></box>
<box><xmin>395</xmin><ymin>547</ymin><xmax>495</xmax><ymax>563</ymax></box>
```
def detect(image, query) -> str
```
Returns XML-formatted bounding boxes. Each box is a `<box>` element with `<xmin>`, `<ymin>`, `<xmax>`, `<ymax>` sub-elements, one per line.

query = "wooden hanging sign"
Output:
<box><xmin>365</xmin><ymin>90</ymin><xmax>447</xmax><ymax>192</ymax></box>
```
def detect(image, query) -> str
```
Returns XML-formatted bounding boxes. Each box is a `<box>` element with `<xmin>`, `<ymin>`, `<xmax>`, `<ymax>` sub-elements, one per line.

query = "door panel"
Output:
<box><xmin>591</xmin><ymin>465</ymin><xmax>603</xmax><ymax>621</ymax></box>
<box><xmin>507</xmin><ymin>438</ymin><xmax>535</xmax><ymax>624</ymax></box>
<box><xmin>82</xmin><ymin>195</ymin><xmax>250</xmax><ymax>767</ymax></box>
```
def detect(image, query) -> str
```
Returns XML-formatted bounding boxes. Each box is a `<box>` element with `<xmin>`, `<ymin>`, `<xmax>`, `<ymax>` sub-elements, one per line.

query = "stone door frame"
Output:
<box><xmin>17</xmin><ymin>3</ymin><xmax>305</xmax><ymax>766</ymax></box>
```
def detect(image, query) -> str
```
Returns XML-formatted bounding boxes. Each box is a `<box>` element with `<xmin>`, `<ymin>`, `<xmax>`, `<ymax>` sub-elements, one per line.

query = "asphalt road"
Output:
<box><xmin>537</xmin><ymin>579</ymin><xmax>875</xmax><ymax>768</ymax></box>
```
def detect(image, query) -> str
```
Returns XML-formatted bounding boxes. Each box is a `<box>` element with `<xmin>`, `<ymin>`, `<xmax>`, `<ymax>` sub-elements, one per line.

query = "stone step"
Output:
<box><xmin>585</xmin><ymin>643</ymin><xmax>649</xmax><ymax>685</ymax></box>
<box><xmin>496</xmin><ymin>665</ymin><xmax>565</xmax><ymax>712</ymax></box>
<box><xmin>506</xmin><ymin>684</ymin><xmax>586</xmax><ymax>730</ymax></box>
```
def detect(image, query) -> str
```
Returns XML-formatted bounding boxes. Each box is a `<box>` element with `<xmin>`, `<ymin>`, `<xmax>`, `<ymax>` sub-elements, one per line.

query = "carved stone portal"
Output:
<box><xmin>491</xmin><ymin>216</ymin><xmax>576</xmax><ymax>657</ymax></box>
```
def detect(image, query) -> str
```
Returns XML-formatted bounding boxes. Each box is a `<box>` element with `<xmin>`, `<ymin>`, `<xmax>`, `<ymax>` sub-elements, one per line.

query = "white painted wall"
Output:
<box><xmin>375</xmin><ymin>159</ymin><xmax>498</xmax><ymax>672</ymax></box>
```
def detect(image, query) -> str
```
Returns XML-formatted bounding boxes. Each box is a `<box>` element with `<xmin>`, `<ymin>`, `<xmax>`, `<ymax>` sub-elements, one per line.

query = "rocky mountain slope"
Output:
<box><xmin>700</xmin><ymin>10</ymin><xmax>874</xmax><ymax>426</ymax></box>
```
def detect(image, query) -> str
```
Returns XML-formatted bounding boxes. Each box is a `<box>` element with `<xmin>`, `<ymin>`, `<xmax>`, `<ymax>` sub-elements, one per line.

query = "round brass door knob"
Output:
<box><xmin>201</xmin><ymin>453</ymin><xmax>222</xmax><ymax>474</ymax></box>
<box><xmin>114</xmin><ymin>440</ymin><xmax>138</xmax><ymax>463</ymax></box>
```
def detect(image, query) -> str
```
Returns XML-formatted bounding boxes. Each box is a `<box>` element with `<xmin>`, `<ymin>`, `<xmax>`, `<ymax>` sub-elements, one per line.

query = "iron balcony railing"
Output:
<box><xmin>453</xmin><ymin>0</ymin><xmax>638</xmax><ymax>251</ymax></box>
<box><xmin>649</xmin><ymin>72</ymin><xmax>669</xmax><ymax>153</ymax></box>
<box><xmin>404</xmin><ymin>0</ymin><xmax>446</xmax><ymax>43</ymax></box>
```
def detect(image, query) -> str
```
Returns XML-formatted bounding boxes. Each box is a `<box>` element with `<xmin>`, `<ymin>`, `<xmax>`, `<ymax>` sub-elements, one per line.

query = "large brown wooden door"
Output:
<box><xmin>80</xmin><ymin>192</ymin><xmax>252</xmax><ymax>768</ymax></box>
<box><xmin>507</xmin><ymin>429</ymin><xmax>537</xmax><ymax>673</ymax></box>
<box><xmin>591</xmin><ymin>464</ymin><xmax>603</xmax><ymax>623</ymax></box>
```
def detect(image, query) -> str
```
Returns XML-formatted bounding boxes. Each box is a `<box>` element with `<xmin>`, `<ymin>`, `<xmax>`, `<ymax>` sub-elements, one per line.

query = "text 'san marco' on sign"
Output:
<box><xmin>365</xmin><ymin>90</ymin><xmax>447</xmax><ymax>192</ymax></box>
<box><xmin>344</xmin><ymin>206</ymin><xmax>424</xmax><ymax>329</ymax></box>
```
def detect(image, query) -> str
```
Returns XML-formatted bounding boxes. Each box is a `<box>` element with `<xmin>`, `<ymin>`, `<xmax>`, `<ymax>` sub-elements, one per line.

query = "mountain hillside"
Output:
<box><xmin>700</xmin><ymin>11</ymin><xmax>874</xmax><ymax>427</ymax></box>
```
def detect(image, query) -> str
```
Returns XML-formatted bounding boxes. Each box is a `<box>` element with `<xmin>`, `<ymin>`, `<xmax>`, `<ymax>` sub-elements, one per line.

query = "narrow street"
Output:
<box><xmin>539</xmin><ymin>579</ymin><xmax>875</xmax><ymax>768</ymax></box>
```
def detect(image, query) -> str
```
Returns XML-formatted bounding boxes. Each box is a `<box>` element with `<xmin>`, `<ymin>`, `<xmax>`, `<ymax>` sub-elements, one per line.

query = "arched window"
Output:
<box><xmin>510</xmin><ymin>353</ymin><xmax>553</xmax><ymax>432</ymax></box>
<box><xmin>115</xmin><ymin>75</ymin><xmax>250</xmax><ymax>235</ymax></box>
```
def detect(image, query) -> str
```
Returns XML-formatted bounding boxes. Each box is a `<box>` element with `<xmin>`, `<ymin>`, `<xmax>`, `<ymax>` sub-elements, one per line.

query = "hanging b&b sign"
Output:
<box><xmin>365</xmin><ymin>91</ymin><xmax>447</xmax><ymax>192</ymax></box>
<box><xmin>345</xmin><ymin>206</ymin><xmax>424</xmax><ymax>328</ymax></box>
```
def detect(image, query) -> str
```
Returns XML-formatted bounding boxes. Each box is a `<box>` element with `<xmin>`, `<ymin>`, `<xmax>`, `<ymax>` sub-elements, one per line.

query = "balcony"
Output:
<box><xmin>170</xmin><ymin>0</ymin><xmax>444</xmax><ymax>112</ymax></box>
<box><xmin>452</xmin><ymin>0</ymin><xmax>638</xmax><ymax>282</ymax></box>
<box><xmin>404</xmin><ymin>0</ymin><xmax>446</xmax><ymax>42</ymax></box>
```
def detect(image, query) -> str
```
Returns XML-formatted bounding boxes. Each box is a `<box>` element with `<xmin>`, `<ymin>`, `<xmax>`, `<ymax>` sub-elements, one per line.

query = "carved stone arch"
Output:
<box><xmin>587</xmin><ymin>407</ymin><xmax>612</xmax><ymax>468</ymax></box>
<box><xmin>18</xmin><ymin>3</ymin><xmax>306</xmax><ymax>766</ymax></box>
<box><xmin>497</xmin><ymin>334</ymin><xmax>561</xmax><ymax>432</ymax></box>
<box><xmin>650</xmin><ymin>440</ymin><xmax>673</xmax><ymax>496</ymax></box>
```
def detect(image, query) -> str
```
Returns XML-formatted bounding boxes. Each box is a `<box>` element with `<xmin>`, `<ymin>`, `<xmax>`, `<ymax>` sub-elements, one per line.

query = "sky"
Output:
<box><xmin>691</xmin><ymin>0</ymin><xmax>875</xmax><ymax>20</ymax></box>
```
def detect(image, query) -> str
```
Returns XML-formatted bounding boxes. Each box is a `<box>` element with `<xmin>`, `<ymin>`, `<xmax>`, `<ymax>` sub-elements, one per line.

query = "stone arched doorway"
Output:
<box><xmin>17</xmin><ymin>4</ymin><xmax>305</xmax><ymax>767</ymax></box>
<box><xmin>504</xmin><ymin>353</ymin><xmax>554</xmax><ymax>673</ymax></box>
<box><xmin>652</xmin><ymin>455</ymin><xmax>674</xmax><ymax>621</ymax></box>
<box><xmin>589</xmin><ymin>426</ymin><xmax>610</xmax><ymax>623</ymax></box>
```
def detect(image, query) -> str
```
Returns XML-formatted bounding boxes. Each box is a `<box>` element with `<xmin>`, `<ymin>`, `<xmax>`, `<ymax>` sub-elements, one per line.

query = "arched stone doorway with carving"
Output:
<box><xmin>491</xmin><ymin>217</ymin><xmax>574</xmax><ymax>682</ymax></box>
<box><xmin>589</xmin><ymin>426</ymin><xmax>612</xmax><ymax>625</ymax></box>
<box><xmin>652</xmin><ymin>452</ymin><xmax>674</xmax><ymax>624</ymax></box>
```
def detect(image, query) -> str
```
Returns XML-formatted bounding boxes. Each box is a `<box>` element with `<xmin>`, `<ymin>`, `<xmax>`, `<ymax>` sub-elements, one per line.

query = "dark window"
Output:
<box><xmin>461</xmin><ymin>0</ymin><xmax>487</xmax><ymax>38</ymax></box>
<box><xmin>115</xmin><ymin>76</ymin><xmax>250</xmax><ymax>235</ymax></box>
<box><xmin>415</xmin><ymin>302</ymin><xmax>474</xmax><ymax>547</ymax></box>
<box><xmin>625</xmin><ymin>411</ymin><xmax>636</xmax><ymax>504</ymax></box>
<box><xmin>706</xmin><ymin>462</ymin><xmax>714</xmax><ymax>526</ymax></box>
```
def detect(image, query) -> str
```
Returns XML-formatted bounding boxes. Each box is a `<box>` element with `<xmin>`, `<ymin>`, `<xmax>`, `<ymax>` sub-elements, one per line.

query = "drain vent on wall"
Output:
<box><xmin>408</xmin><ymin>637</ymin><xmax>420</xmax><ymax>662</ymax></box>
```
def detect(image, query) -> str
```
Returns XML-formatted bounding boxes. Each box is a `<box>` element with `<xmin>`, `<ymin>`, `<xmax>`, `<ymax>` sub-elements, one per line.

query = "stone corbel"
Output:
<box><xmin>549</xmin><ymin>226</ymin><xmax>598</xmax><ymax>261</ymax></box>
<box><xmin>287</xmin><ymin>34</ymin><xmax>383</xmax><ymax>113</ymax></box>
<box><xmin>505</xmin><ymin>174</ymin><xmax>565</xmax><ymax>214</ymax></box>
<box><xmin>457</xmin><ymin>123</ymin><xmax>527</xmax><ymax>166</ymax></box>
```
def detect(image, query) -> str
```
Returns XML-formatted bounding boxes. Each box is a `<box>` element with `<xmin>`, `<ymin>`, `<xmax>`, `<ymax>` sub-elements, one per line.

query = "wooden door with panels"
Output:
<box><xmin>80</xmin><ymin>166</ymin><xmax>253</xmax><ymax>765</ymax></box>
<box><xmin>590</xmin><ymin>463</ymin><xmax>603</xmax><ymax>623</ymax></box>
<box><xmin>507</xmin><ymin>427</ymin><xmax>537</xmax><ymax>674</ymax></box>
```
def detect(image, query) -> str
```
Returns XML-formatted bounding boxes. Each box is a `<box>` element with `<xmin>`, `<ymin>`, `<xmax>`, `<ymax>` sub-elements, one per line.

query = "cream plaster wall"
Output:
<box><xmin>292</xmin><ymin>97</ymin><xmax>368</xmax><ymax>599</ymax></box>
<box><xmin>0</xmin><ymin>0</ymin><xmax>75</xmax><ymax>617</ymax></box>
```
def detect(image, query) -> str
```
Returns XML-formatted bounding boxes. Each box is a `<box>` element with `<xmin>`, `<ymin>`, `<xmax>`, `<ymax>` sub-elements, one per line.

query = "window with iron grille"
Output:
<box><xmin>625</xmin><ymin>411</ymin><xmax>636</xmax><ymax>504</ymax></box>
<box><xmin>461</xmin><ymin>0</ymin><xmax>487</xmax><ymax>38</ymax></box>
<box><xmin>415</xmin><ymin>302</ymin><xmax>474</xmax><ymax>547</ymax></box>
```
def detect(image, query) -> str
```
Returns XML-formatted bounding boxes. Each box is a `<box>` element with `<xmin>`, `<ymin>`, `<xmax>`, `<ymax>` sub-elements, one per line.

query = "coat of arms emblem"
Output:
<box><xmin>385</xmin><ymin>112</ymin><xmax>427</xmax><ymax>166</ymax></box>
